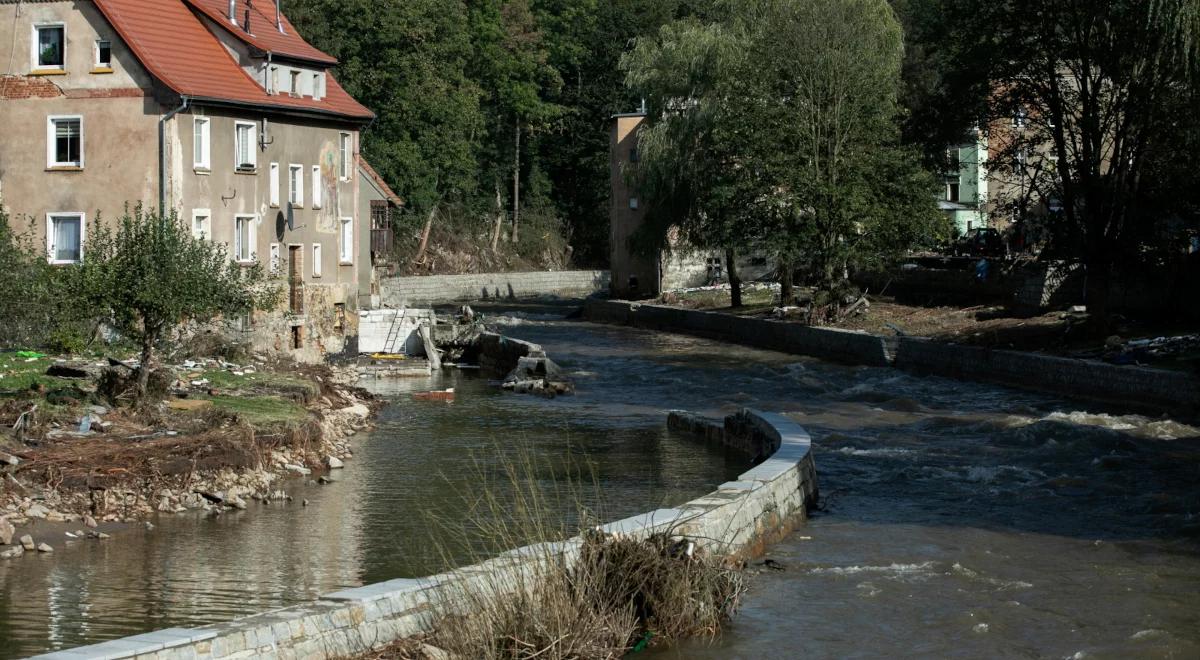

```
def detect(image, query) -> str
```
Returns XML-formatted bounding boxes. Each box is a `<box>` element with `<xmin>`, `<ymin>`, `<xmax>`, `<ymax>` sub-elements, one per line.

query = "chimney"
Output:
<box><xmin>227</xmin><ymin>0</ymin><xmax>235</xmax><ymax>22</ymax></box>
<box><xmin>275</xmin><ymin>0</ymin><xmax>284</xmax><ymax>33</ymax></box>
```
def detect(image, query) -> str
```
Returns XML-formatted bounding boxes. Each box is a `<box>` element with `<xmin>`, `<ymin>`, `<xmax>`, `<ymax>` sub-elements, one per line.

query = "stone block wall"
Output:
<box><xmin>34</xmin><ymin>409</ymin><xmax>816</xmax><ymax>660</ymax></box>
<box><xmin>584</xmin><ymin>299</ymin><xmax>891</xmax><ymax>367</ymax></box>
<box><xmin>380</xmin><ymin>270</ymin><xmax>610</xmax><ymax>306</ymax></box>
<box><xmin>894</xmin><ymin>338</ymin><xmax>1200</xmax><ymax>419</ymax></box>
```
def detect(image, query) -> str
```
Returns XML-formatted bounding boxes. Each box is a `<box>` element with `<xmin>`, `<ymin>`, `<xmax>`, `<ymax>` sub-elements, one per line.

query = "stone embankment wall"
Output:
<box><xmin>894</xmin><ymin>338</ymin><xmax>1200</xmax><ymax>419</ymax></box>
<box><xmin>380</xmin><ymin>270</ymin><xmax>610</xmax><ymax>305</ymax></box>
<box><xmin>586</xmin><ymin>299</ymin><xmax>1200</xmax><ymax>419</ymax></box>
<box><xmin>34</xmin><ymin>409</ymin><xmax>816</xmax><ymax>660</ymax></box>
<box><xmin>584</xmin><ymin>299</ymin><xmax>891</xmax><ymax>367</ymax></box>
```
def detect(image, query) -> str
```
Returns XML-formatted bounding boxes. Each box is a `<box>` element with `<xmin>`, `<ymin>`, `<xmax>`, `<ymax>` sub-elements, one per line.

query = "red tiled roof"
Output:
<box><xmin>92</xmin><ymin>0</ymin><xmax>372</xmax><ymax>120</ymax></box>
<box><xmin>184</xmin><ymin>0</ymin><xmax>337</xmax><ymax>65</ymax></box>
<box><xmin>358</xmin><ymin>156</ymin><xmax>403</xmax><ymax>207</ymax></box>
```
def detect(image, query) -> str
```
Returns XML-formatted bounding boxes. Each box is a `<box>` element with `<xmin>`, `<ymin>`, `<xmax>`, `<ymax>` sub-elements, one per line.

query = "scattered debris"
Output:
<box><xmin>413</xmin><ymin>388</ymin><xmax>455</xmax><ymax>402</ymax></box>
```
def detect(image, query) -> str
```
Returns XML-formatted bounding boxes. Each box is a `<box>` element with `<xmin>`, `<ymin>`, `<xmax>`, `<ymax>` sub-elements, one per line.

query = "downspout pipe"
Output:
<box><xmin>159</xmin><ymin>95</ymin><xmax>189</xmax><ymax>216</ymax></box>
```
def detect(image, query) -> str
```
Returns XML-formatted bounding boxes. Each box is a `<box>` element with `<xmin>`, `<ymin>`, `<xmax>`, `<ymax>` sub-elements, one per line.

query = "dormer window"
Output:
<box><xmin>311</xmin><ymin>72</ymin><xmax>321</xmax><ymax>100</ymax></box>
<box><xmin>290</xmin><ymin>70</ymin><xmax>300</xmax><ymax>96</ymax></box>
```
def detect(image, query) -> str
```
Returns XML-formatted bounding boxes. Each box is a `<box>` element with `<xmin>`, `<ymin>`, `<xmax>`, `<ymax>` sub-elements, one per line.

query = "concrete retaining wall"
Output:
<box><xmin>473</xmin><ymin>332</ymin><xmax>546</xmax><ymax>375</ymax></box>
<box><xmin>894</xmin><ymin>338</ymin><xmax>1200</xmax><ymax>419</ymax></box>
<box><xmin>584</xmin><ymin>299</ymin><xmax>891</xmax><ymax>367</ymax></box>
<box><xmin>35</xmin><ymin>409</ymin><xmax>816</xmax><ymax>660</ymax></box>
<box><xmin>380</xmin><ymin>270</ymin><xmax>610</xmax><ymax>305</ymax></box>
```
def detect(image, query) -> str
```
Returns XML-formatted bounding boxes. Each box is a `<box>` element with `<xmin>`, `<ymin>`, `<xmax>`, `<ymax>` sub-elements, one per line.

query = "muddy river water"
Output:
<box><xmin>2</xmin><ymin>309</ymin><xmax>1199</xmax><ymax>658</ymax></box>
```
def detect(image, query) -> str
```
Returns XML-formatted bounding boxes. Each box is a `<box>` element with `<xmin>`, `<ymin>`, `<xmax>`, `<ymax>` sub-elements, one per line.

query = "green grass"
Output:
<box><xmin>0</xmin><ymin>356</ymin><xmax>75</xmax><ymax>393</ymax></box>
<box><xmin>196</xmin><ymin>368</ymin><xmax>318</xmax><ymax>399</ymax></box>
<box><xmin>205</xmin><ymin>394</ymin><xmax>307</xmax><ymax>426</ymax></box>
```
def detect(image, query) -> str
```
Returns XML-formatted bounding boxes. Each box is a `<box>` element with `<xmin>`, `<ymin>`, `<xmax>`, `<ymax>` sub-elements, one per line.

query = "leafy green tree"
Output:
<box><xmin>287</xmin><ymin>0</ymin><xmax>483</xmax><ymax>264</ymax></box>
<box><xmin>72</xmin><ymin>206</ymin><xmax>279</xmax><ymax>400</ymax></box>
<box><xmin>622</xmin><ymin>16</ymin><xmax>766</xmax><ymax>307</ymax></box>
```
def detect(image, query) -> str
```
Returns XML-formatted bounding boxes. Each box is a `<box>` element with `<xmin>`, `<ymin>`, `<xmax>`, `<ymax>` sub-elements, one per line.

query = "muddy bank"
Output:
<box><xmin>0</xmin><ymin>361</ymin><xmax>379</xmax><ymax>559</ymax></box>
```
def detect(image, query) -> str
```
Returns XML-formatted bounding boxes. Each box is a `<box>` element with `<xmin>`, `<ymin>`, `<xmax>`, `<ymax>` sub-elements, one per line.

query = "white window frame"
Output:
<box><xmin>269</xmin><ymin>242</ymin><xmax>281</xmax><ymax>275</ymax></box>
<box><xmin>339</xmin><ymin>132</ymin><xmax>351</xmax><ymax>181</ymax></box>
<box><xmin>339</xmin><ymin>217</ymin><xmax>353</xmax><ymax>264</ymax></box>
<box><xmin>191</xmin><ymin>208</ymin><xmax>211</xmax><ymax>240</ymax></box>
<box><xmin>46</xmin><ymin>115</ymin><xmax>84</xmax><ymax>169</ymax></box>
<box><xmin>94</xmin><ymin>39</ymin><xmax>112</xmax><ymax>69</ymax></box>
<box><xmin>289</xmin><ymin>70</ymin><xmax>300</xmax><ymax>96</ymax></box>
<box><xmin>233</xmin><ymin>214</ymin><xmax>257</xmax><ymax>263</ymax></box>
<box><xmin>46</xmin><ymin>212</ymin><xmax>85</xmax><ymax>264</ymax></box>
<box><xmin>32</xmin><ymin>23</ymin><xmax>65</xmax><ymax>72</ymax></box>
<box><xmin>193</xmin><ymin>116</ymin><xmax>211</xmax><ymax>171</ymax></box>
<box><xmin>234</xmin><ymin>121</ymin><xmax>257</xmax><ymax>170</ymax></box>
<box><xmin>311</xmin><ymin>164</ymin><xmax>322</xmax><ymax>208</ymax></box>
<box><xmin>312</xmin><ymin>243</ymin><xmax>323</xmax><ymax>278</ymax></box>
<box><xmin>269</xmin><ymin>162</ymin><xmax>280</xmax><ymax>207</ymax></box>
<box><xmin>288</xmin><ymin>164</ymin><xmax>304</xmax><ymax>206</ymax></box>
<box><xmin>311</xmin><ymin>72</ymin><xmax>321</xmax><ymax>100</ymax></box>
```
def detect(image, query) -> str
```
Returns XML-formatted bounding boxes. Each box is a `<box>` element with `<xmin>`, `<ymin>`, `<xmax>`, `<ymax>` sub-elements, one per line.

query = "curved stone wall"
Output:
<box><xmin>32</xmin><ymin>409</ymin><xmax>817</xmax><ymax>660</ymax></box>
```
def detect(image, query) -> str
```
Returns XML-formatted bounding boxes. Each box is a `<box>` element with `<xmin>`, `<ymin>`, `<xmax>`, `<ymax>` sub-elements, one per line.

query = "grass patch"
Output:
<box><xmin>0</xmin><ymin>357</ymin><xmax>75</xmax><ymax>393</ymax></box>
<box><xmin>205</xmin><ymin>394</ymin><xmax>307</xmax><ymax>427</ymax></box>
<box><xmin>197</xmin><ymin>369</ymin><xmax>318</xmax><ymax>400</ymax></box>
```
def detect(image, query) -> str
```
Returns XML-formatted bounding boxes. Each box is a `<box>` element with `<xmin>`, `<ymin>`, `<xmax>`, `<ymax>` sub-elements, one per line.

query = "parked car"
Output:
<box><xmin>953</xmin><ymin>228</ymin><xmax>1007</xmax><ymax>258</ymax></box>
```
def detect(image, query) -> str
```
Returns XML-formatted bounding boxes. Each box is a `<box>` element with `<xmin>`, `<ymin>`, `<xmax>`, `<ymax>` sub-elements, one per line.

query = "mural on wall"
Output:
<box><xmin>317</xmin><ymin>145</ymin><xmax>339</xmax><ymax>233</ymax></box>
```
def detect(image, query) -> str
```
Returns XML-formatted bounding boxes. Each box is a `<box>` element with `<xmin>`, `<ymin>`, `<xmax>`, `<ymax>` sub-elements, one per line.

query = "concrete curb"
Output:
<box><xmin>30</xmin><ymin>409</ymin><xmax>817</xmax><ymax>660</ymax></box>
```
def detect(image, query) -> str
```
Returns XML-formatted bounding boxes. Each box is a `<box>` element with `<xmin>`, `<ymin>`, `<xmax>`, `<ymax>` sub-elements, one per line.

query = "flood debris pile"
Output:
<box><xmin>501</xmin><ymin>355</ymin><xmax>574</xmax><ymax>397</ymax></box>
<box><xmin>0</xmin><ymin>350</ymin><xmax>376</xmax><ymax>561</ymax></box>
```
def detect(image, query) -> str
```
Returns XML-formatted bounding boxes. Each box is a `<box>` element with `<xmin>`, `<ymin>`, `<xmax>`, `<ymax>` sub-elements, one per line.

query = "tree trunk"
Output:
<box><xmin>779</xmin><ymin>258</ymin><xmax>794</xmax><ymax>305</ymax></box>
<box><xmin>726</xmin><ymin>248</ymin><xmax>742</xmax><ymax>308</ymax></box>
<box><xmin>510</xmin><ymin>118</ymin><xmax>521</xmax><ymax>244</ymax></box>
<box><xmin>413</xmin><ymin>206</ymin><xmax>437</xmax><ymax>265</ymax></box>
<box><xmin>490</xmin><ymin>179</ymin><xmax>504</xmax><ymax>253</ymax></box>
<box><xmin>1083</xmin><ymin>257</ymin><xmax>1112</xmax><ymax>331</ymax></box>
<box><xmin>136</xmin><ymin>329</ymin><xmax>155</xmax><ymax>402</ymax></box>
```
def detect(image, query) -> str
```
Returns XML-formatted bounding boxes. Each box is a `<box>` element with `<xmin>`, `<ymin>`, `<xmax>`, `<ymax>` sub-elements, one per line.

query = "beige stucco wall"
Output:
<box><xmin>609</xmin><ymin>114</ymin><xmax>658</xmax><ymax>298</ymax></box>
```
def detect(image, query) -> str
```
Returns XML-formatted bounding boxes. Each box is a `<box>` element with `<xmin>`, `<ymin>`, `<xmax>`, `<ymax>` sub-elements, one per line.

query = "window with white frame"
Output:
<box><xmin>269</xmin><ymin>243</ymin><xmax>281</xmax><ymax>275</ymax></box>
<box><xmin>311</xmin><ymin>72</ymin><xmax>321</xmax><ymax>100</ymax></box>
<box><xmin>234</xmin><ymin>215</ymin><xmax>256</xmax><ymax>262</ymax></box>
<box><xmin>33</xmin><ymin>24</ymin><xmax>64</xmax><ymax>71</ymax></box>
<box><xmin>269</xmin><ymin>163</ymin><xmax>280</xmax><ymax>207</ymax></box>
<box><xmin>311</xmin><ymin>165</ymin><xmax>322</xmax><ymax>208</ymax></box>
<box><xmin>235</xmin><ymin>121</ymin><xmax>256</xmax><ymax>170</ymax></box>
<box><xmin>47</xmin><ymin>213</ymin><xmax>84</xmax><ymax>264</ymax></box>
<box><xmin>47</xmin><ymin>116</ymin><xmax>83</xmax><ymax>168</ymax></box>
<box><xmin>290</xmin><ymin>70</ymin><xmax>300</xmax><ymax>96</ymax></box>
<box><xmin>289</xmin><ymin>164</ymin><xmax>304</xmax><ymax>206</ymax></box>
<box><xmin>339</xmin><ymin>132</ymin><xmax>350</xmax><ymax>180</ymax></box>
<box><xmin>270</xmin><ymin>66</ymin><xmax>279</xmax><ymax>94</ymax></box>
<box><xmin>193</xmin><ymin>117</ymin><xmax>210</xmax><ymax>170</ymax></box>
<box><xmin>94</xmin><ymin>40</ymin><xmax>111</xmax><ymax>69</ymax></box>
<box><xmin>192</xmin><ymin>209</ymin><xmax>211</xmax><ymax>240</ymax></box>
<box><xmin>312</xmin><ymin>243</ymin><xmax>323</xmax><ymax>277</ymax></box>
<box><xmin>339</xmin><ymin>217</ymin><xmax>353</xmax><ymax>264</ymax></box>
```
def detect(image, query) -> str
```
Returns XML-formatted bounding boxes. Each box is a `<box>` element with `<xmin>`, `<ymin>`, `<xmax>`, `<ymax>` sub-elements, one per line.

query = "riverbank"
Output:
<box><xmin>584</xmin><ymin>299</ymin><xmax>1200</xmax><ymax>420</ymax></box>
<box><xmin>0</xmin><ymin>354</ymin><xmax>378</xmax><ymax>559</ymax></box>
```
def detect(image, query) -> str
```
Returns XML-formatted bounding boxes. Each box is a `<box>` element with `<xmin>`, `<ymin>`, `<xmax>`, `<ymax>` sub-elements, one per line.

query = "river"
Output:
<box><xmin>2</xmin><ymin>307</ymin><xmax>1199</xmax><ymax>658</ymax></box>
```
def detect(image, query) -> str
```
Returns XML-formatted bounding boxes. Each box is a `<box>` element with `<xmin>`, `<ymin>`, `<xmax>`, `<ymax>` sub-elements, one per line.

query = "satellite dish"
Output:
<box><xmin>274</xmin><ymin>210</ymin><xmax>286</xmax><ymax>241</ymax></box>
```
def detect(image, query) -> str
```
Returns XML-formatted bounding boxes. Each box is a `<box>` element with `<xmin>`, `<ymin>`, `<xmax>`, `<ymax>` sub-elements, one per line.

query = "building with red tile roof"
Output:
<box><xmin>0</xmin><ymin>0</ymin><xmax>388</xmax><ymax>361</ymax></box>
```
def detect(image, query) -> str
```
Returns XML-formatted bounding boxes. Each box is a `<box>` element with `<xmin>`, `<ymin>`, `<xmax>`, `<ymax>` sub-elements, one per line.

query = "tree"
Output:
<box><xmin>912</xmin><ymin>0</ymin><xmax>1200</xmax><ymax>320</ymax></box>
<box><xmin>287</xmin><ymin>0</ymin><xmax>483</xmax><ymax>265</ymax></box>
<box><xmin>739</xmin><ymin>0</ymin><xmax>942</xmax><ymax>295</ymax></box>
<box><xmin>72</xmin><ymin>206</ymin><xmax>278</xmax><ymax>400</ymax></box>
<box><xmin>623</xmin><ymin>0</ymin><xmax>941</xmax><ymax>309</ymax></box>
<box><xmin>622</xmin><ymin>16</ymin><xmax>766</xmax><ymax>307</ymax></box>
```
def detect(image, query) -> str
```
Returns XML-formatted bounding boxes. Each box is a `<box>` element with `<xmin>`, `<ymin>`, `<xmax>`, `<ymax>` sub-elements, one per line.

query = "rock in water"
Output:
<box><xmin>0</xmin><ymin>517</ymin><xmax>14</xmax><ymax>545</ymax></box>
<box><xmin>20</xmin><ymin>535</ymin><xmax>35</xmax><ymax>551</ymax></box>
<box><xmin>37</xmin><ymin>542</ymin><xmax>53</xmax><ymax>553</ymax></box>
<box><xmin>25</xmin><ymin>503</ymin><xmax>48</xmax><ymax>519</ymax></box>
<box><xmin>0</xmin><ymin>546</ymin><xmax>23</xmax><ymax>559</ymax></box>
<box><xmin>327</xmin><ymin>456</ymin><xmax>344</xmax><ymax>469</ymax></box>
<box><xmin>83</xmin><ymin>515</ymin><xmax>98</xmax><ymax>529</ymax></box>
